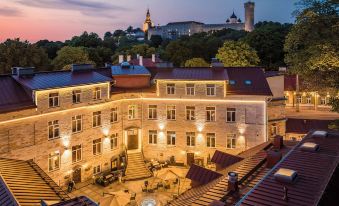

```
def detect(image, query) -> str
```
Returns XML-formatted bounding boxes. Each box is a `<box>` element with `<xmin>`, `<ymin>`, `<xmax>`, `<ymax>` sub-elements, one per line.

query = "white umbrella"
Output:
<box><xmin>157</xmin><ymin>170</ymin><xmax>179</xmax><ymax>181</ymax></box>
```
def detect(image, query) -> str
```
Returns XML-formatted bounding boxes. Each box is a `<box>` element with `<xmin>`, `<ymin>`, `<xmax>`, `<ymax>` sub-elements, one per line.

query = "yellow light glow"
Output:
<box><xmin>102</xmin><ymin>127</ymin><xmax>110</xmax><ymax>136</ymax></box>
<box><xmin>159</xmin><ymin>123</ymin><xmax>165</xmax><ymax>130</ymax></box>
<box><xmin>159</xmin><ymin>131</ymin><xmax>165</xmax><ymax>139</ymax></box>
<box><xmin>104</xmin><ymin>137</ymin><xmax>110</xmax><ymax>144</ymax></box>
<box><xmin>195</xmin><ymin>151</ymin><xmax>201</xmax><ymax>155</ymax></box>
<box><xmin>63</xmin><ymin>149</ymin><xmax>71</xmax><ymax>157</ymax></box>
<box><xmin>197</xmin><ymin>133</ymin><xmax>204</xmax><ymax>143</ymax></box>
<box><xmin>62</xmin><ymin>136</ymin><xmax>70</xmax><ymax>147</ymax></box>
<box><xmin>181</xmin><ymin>150</ymin><xmax>186</xmax><ymax>155</ymax></box>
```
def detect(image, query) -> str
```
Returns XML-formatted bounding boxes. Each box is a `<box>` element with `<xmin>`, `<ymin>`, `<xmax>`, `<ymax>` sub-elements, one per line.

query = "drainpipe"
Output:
<box><xmin>296</xmin><ymin>75</ymin><xmax>300</xmax><ymax>112</ymax></box>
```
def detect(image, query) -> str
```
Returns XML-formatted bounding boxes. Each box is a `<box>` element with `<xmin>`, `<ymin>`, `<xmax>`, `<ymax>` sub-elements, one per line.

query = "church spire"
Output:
<box><xmin>143</xmin><ymin>8</ymin><xmax>154</xmax><ymax>32</ymax></box>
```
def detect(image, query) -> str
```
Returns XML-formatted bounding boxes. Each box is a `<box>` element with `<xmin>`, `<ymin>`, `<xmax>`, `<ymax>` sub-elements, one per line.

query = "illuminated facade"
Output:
<box><xmin>0</xmin><ymin>64</ymin><xmax>275</xmax><ymax>185</ymax></box>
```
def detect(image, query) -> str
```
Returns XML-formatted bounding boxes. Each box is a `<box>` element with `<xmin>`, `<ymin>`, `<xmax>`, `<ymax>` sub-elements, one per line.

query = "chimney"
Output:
<box><xmin>139</xmin><ymin>56</ymin><xmax>143</xmax><ymax>66</ymax></box>
<box><xmin>137</xmin><ymin>54</ymin><xmax>140</xmax><ymax>59</ymax></box>
<box><xmin>152</xmin><ymin>54</ymin><xmax>156</xmax><ymax>63</ymax></box>
<box><xmin>227</xmin><ymin>172</ymin><xmax>238</xmax><ymax>192</ymax></box>
<box><xmin>273</xmin><ymin>135</ymin><xmax>283</xmax><ymax>150</ymax></box>
<box><xmin>266</xmin><ymin>150</ymin><xmax>282</xmax><ymax>168</ymax></box>
<box><xmin>118</xmin><ymin>55</ymin><xmax>124</xmax><ymax>63</ymax></box>
<box><xmin>127</xmin><ymin>55</ymin><xmax>131</xmax><ymax>62</ymax></box>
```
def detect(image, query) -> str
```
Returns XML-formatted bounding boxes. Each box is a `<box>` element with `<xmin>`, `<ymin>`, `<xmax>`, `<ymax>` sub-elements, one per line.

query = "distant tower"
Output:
<box><xmin>244</xmin><ymin>1</ymin><xmax>255</xmax><ymax>32</ymax></box>
<box><xmin>143</xmin><ymin>8</ymin><xmax>154</xmax><ymax>32</ymax></box>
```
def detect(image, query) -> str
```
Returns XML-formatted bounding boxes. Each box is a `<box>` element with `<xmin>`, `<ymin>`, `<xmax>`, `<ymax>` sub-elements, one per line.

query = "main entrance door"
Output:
<box><xmin>187</xmin><ymin>153</ymin><xmax>195</xmax><ymax>166</ymax></box>
<box><xmin>73</xmin><ymin>168</ymin><xmax>81</xmax><ymax>183</ymax></box>
<box><xmin>127</xmin><ymin>129</ymin><xmax>138</xmax><ymax>150</ymax></box>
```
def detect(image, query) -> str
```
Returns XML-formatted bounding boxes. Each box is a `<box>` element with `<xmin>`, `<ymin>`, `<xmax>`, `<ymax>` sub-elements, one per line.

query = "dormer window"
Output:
<box><xmin>167</xmin><ymin>83</ymin><xmax>175</xmax><ymax>95</ymax></box>
<box><xmin>244</xmin><ymin>80</ymin><xmax>252</xmax><ymax>85</ymax></box>
<box><xmin>93</xmin><ymin>87</ymin><xmax>101</xmax><ymax>100</ymax></box>
<box><xmin>49</xmin><ymin>93</ymin><xmax>59</xmax><ymax>108</ymax></box>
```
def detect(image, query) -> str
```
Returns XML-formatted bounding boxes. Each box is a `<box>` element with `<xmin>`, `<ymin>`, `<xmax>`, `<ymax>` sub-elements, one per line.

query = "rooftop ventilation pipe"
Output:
<box><xmin>266</xmin><ymin>150</ymin><xmax>282</xmax><ymax>168</ymax></box>
<box><xmin>227</xmin><ymin>172</ymin><xmax>238</xmax><ymax>192</ymax></box>
<box><xmin>127</xmin><ymin>55</ymin><xmax>131</xmax><ymax>62</ymax></box>
<box><xmin>118</xmin><ymin>55</ymin><xmax>124</xmax><ymax>63</ymax></box>
<box><xmin>152</xmin><ymin>54</ymin><xmax>156</xmax><ymax>63</ymax></box>
<box><xmin>139</xmin><ymin>56</ymin><xmax>143</xmax><ymax>66</ymax></box>
<box><xmin>273</xmin><ymin>135</ymin><xmax>284</xmax><ymax>150</ymax></box>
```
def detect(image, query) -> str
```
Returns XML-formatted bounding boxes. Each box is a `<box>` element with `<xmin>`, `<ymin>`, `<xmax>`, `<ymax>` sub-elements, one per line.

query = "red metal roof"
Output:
<box><xmin>239</xmin><ymin>131</ymin><xmax>339</xmax><ymax>206</ymax></box>
<box><xmin>286</xmin><ymin>118</ymin><xmax>332</xmax><ymax>134</ymax></box>
<box><xmin>0</xmin><ymin>75</ymin><xmax>36</xmax><ymax>114</ymax></box>
<box><xmin>186</xmin><ymin>164</ymin><xmax>223</xmax><ymax>185</ymax></box>
<box><xmin>129</xmin><ymin>57</ymin><xmax>163</xmax><ymax>67</ymax></box>
<box><xmin>284</xmin><ymin>75</ymin><xmax>297</xmax><ymax>91</ymax></box>
<box><xmin>211</xmin><ymin>150</ymin><xmax>243</xmax><ymax>169</ymax></box>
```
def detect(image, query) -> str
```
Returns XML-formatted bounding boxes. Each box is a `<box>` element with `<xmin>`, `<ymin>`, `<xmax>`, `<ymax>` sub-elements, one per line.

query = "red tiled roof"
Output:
<box><xmin>239</xmin><ymin>131</ymin><xmax>339</xmax><ymax>206</ymax></box>
<box><xmin>0</xmin><ymin>75</ymin><xmax>36</xmax><ymax>114</ymax></box>
<box><xmin>286</xmin><ymin>118</ymin><xmax>332</xmax><ymax>134</ymax></box>
<box><xmin>211</xmin><ymin>150</ymin><xmax>243</xmax><ymax>169</ymax></box>
<box><xmin>186</xmin><ymin>164</ymin><xmax>223</xmax><ymax>185</ymax></box>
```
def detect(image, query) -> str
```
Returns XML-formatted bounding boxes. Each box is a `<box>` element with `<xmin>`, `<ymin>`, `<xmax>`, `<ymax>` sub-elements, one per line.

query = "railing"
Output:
<box><xmin>27</xmin><ymin>160</ymin><xmax>70</xmax><ymax>201</ymax></box>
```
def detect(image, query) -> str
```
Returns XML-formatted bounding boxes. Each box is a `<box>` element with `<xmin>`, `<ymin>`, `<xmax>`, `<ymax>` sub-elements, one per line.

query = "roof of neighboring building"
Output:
<box><xmin>186</xmin><ymin>164</ymin><xmax>223</xmax><ymax>185</ymax></box>
<box><xmin>0</xmin><ymin>176</ymin><xmax>19</xmax><ymax>206</ymax></box>
<box><xmin>167</xmin><ymin>21</ymin><xmax>204</xmax><ymax>25</ymax></box>
<box><xmin>13</xmin><ymin>70</ymin><xmax>112</xmax><ymax>90</ymax></box>
<box><xmin>238</xmin><ymin>131</ymin><xmax>339</xmax><ymax>206</ymax></box>
<box><xmin>0</xmin><ymin>158</ymin><xmax>70</xmax><ymax>206</ymax></box>
<box><xmin>154</xmin><ymin>67</ymin><xmax>272</xmax><ymax>96</ymax></box>
<box><xmin>111</xmin><ymin>64</ymin><xmax>151</xmax><ymax>76</ymax></box>
<box><xmin>129</xmin><ymin>57</ymin><xmax>163</xmax><ymax>68</ymax></box>
<box><xmin>211</xmin><ymin>150</ymin><xmax>244</xmax><ymax>169</ymax></box>
<box><xmin>51</xmin><ymin>196</ymin><xmax>98</xmax><ymax>206</ymax></box>
<box><xmin>264</xmin><ymin>71</ymin><xmax>283</xmax><ymax>78</ymax></box>
<box><xmin>0</xmin><ymin>75</ymin><xmax>36</xmax><ymax>113</ymax></box>
<box><xmin>286</xmin><ymin>118</ymin><xmax>332</xmax><ymax>134</ymax></box>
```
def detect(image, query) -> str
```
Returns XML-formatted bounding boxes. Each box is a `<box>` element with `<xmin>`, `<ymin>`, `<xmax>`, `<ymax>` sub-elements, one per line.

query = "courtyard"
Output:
<box><xmin>69</xmin><ymin>166</ymin><xmax>191</xmax><ymax>206</ymax></box>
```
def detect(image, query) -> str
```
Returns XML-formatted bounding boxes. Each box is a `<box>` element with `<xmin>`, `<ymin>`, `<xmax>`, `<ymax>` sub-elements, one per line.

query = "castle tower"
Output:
<box><xmin>244</xmin><ymin>1</ymin><xmax>255</xmax><ymax>32</ymax></box>
<box><xmin>143</xmin><ymin>9</ymin><xmax>154</xmax><ymax>32</ymax></box>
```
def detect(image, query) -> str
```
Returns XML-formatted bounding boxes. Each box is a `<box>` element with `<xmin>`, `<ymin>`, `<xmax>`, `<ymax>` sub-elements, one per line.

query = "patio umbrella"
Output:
<box><xmin>112</xmin><ymin>190</ymin><xmax>131</xmax><ymax>206</ymax></box>
<box><xmin>157</xmin><ymin>170</ymin><xmax>179</xmax><ymax>181</ymax></box>
<box><xmin>98</xmin><ymin>195</ymin><xmax>118</xmax><ymax>206</ymax></box>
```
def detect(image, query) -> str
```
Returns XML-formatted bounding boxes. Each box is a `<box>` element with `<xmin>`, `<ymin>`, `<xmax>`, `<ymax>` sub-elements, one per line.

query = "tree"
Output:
<box><xmin>113</xmin><ymin>30</ymin><xmax>126</xmax><ymax>37</ymax></box>
<box><xmin>164</xmin><ymin>41</ymin><xmax>192</xmax><ymax>66</ymax></box>
<box><xmin>216</xmin><ymin>40</ymin><xmax>260</xmax><ymax>66</ymax></box>
<box><xmin>329</xmin><ymin>97</ymin><xmax>339</xmax><ymax>113</ymax></box>
<box><xmin>184</xmin><ymin>58</ymin><xmax>209</xmax><ymax>67</ymax></box>
<box><xmin>284</xmin><ymin>0</ymin><xmax>339</xmax><ymax>90</ymax></box>
<box><xmin>243</xmin><ymin>21</ymin><xmax>292</xmax><ymax>69</ymax></box>
<box><xmin>126</xmin><ymin>44</ymin><xmax>156</xmax><ymax>57</ymax></box>
<box><xmin>149</xmin><ymin>35</ymin><xmax>163</xmax><ymax>48</ymax></box>
<box><xmin>86</xmin><ymin>47</ymin><xmax>114</xmax><ymax>66</ymax></box>
<box><xmin>104</xmin><ymin>31</ymin><xmax>113</xmax><ymax>39</ymax></box>
<box><xmin>35</xmin><ymin>40</ymin><xmax>64</xmax><ymax>59</ymax></box>
<box><xmin>0</xmin><ymin>38</ymin><xmax>50</xmax><ymax>74</ymax></box>
<box><xmin>52</xmin><ymin>46</ymin><xmax>94</xmax><ymax>70</ymax></box>
<box><xmin>66</xmin><ymin>31</ymin><xmax>102</xmax><ymax>48</ymax></box>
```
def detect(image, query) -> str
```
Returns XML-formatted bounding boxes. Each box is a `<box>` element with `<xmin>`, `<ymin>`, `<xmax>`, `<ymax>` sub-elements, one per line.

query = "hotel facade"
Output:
<box><xmin>0</xmin><ymin>61</ymin><xmax>282</xmax><ymax>185</ymax></box>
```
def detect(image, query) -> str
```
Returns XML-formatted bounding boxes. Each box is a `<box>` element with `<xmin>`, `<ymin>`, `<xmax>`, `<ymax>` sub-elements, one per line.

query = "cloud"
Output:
<box><xmin>16</xmin><ymin>0</ymin><xmax>126</xmax><ymax>18</ymax></box>
<box><xmin>0</xmin><ymin>7</ymin><xmax>22</xmax><ymax>17</ymax></box>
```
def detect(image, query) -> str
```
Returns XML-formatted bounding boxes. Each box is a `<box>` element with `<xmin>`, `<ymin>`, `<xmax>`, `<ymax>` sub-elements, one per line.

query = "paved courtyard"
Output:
<box><xmin>69</xmin><ymin>167</ymin><xmax>191</xmax><ymax>206</ymax></box>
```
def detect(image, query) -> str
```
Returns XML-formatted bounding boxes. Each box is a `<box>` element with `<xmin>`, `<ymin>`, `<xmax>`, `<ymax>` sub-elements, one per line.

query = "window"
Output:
<box><xmin>186</xmin><ymin>84</ymin><xmax>195</xmax><ymax>96</ymax></box>
<box><xmin>244</xmin><ymin>80</ymin><xmax>252</xmax><ymax>85</ymax></box>
<box><xmin>207</xmin><ymin>133</ymin><xmax>216</xmax><ymax>148</ymax></box>
<box><xmin>48</xmin><ymin>151</ymin><xmax>60</xmax><ymax>171</ymax></box>
<box><xmin>92</xmin><ymin>111</ymin><xmax>102</xmax><ymax>127</ymax></box>
<box><xmin>110</xmin><ymin>108</ymin><xmax>118</xmax><ymax>123</ymax></box>
<box><xmin>148</xmin><ymin>105</ymin><xmax>157</xmax><ymax>120</ymax></box>
<box><xmin>206</xmin><ymin>84</ymin><xmax>216</xmax><ymax>96</ymax></box>
<box><xmin>148</xmin><ymin>130</ymin><xmax>157</xmax><ymax>144</ymax></box>
<box><xmin>128</xmin><ymin>105</ymin><xmax>137</xmax><ymax>120</ymax></box>
<box><xmin>297</xmin><ymin>96</ymin><xmax>302</xmax><ymax>104</ymax></box>
<box><xmin>48</xmin><ymin>120</ymin><xmax>59</xmax><ymax>139</ymax></box>
<box><xmin>72</xmin><ymin>144</ymin><xmax>82</xmax><ymax>163</ymax></box>
<box><xmin>167</xmin><ymin>105</ymin><xmax>176</xmax><ymax>120</ymax></box>
<box><xmin>306</xmin><ymin>96</ymin><xmax>311</xmax><ymax>104</ymax></box>
<box><xmin>93</xmin><ymin>87</ymin><xmax>101</xmax><ymax>100</ymax></box>
<box><xmin>206</xmin><ymin>106</ymin><xmax>216</xmax><ymax>122</ymax></box>
<box><xmin>93</xmin><ymin>165</ymin><xmax>101</xmax><ymax>175</ymax></box>
<box><xmin>49</xmin><ymin>93</ymin><xmax>59</xmax><ymax>108</ymax></box>
<box><xmin>166</xmin><ymin>83</ymin><xmax>175</xmax><ymax>95</ymax></box>
<box><xmin>226</xmin><ymin>134</ymin><xmax>236</xmax><ymax>149</ymax></box>
<box><xmin>110</xmin><ymin>133</ymin><xmax>118</xmax><ymax>150</ymax></box>
<box><xmin>320</xmin><ymin>97</ymin><xmax>326</xmax><ymax>105</ymax></box>
<box><xmin>226</xmin><ymin>108</ymin><xmax>236</xmax><ymax>122</ymax></box>
<box><xmin>167</xmin><ymin>131</ymin><xmax>176</xmax><ymax>146</ymax></box>
<box><xmin>272</xmin><ymin>124</ymin><xmax>278</xmax><ymax>135</ymax></box>
<box><xmin>72</xmin><ymin>115</ymin><xmax>82</xmax><ymax>133</ymax></box>
<box><xmin>229</xmin><ymin>80</ymin><xmax>236</xmax><ymax>85</ymax></box>
<box><xmin>93</xmin><ymin>139</ymin><xmax>102</xmax><ymax>156</ymax></box>
<box><xmin>72</xmin><ymin>90</ymin><xmax>81</xmax><ymax>104</ymax></box>
<box><xmin>186</xmin><ymin>106</ymin><xmax>195</xmax><ymax>120</ymax></box>
<box><xmin>186</xmin><ymin>132</ymin><xmax>195</xmax><ymax>146</ymax></box>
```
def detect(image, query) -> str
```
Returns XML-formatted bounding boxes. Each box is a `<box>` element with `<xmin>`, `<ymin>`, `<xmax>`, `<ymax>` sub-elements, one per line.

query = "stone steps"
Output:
<box><xmin>124</xmin><ymin>152</ymin><xmax>152</xmax><ymax>181</ymax></box>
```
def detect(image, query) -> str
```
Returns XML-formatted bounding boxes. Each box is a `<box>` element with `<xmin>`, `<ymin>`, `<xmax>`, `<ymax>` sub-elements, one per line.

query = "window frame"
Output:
<box><xmin>166</xmin><ymin>105</ymin><xmax>176</xmax><ymax>120</ymax></box>
<box><xmin>206</xmin><ymin>84</ymin><xmax>216</xmax><ymax>96</ymax></box>
<box><xmin>186</xmin><ymin>83</ymin><xmax>195</xmax><ymax>96</ymax></box>
<box><xmin>226</xmin><ymin>134</ymin><xmax>237</xmax><ymax>149</ymax></box>
<box><xmin>93</xmin><ymin>165</ymin><xmax>101</xmax><ymax>175</ymax></box>
<box><xmin>226</xmin><ymin>108</ymin><xmax>236</xmax><ymax>123</ymax></box>
<box><xmin>72</xmin><ymin>115</ymin><xmax>82</xmax><ymax>133</ymax></box>
<box><xmin>110</xmin><ymin>107</ymin><xmax>118</xmax><ymax>123</ymax></box>
<box><xmin>148</xmin><ymin>130</ymin><xmax>158</xmax><ymax>144</ymax></box>
<box><xmin>206</xmin><ymin>106</ymin><xmax>216</xmax><ymax>122</ymax></box>
<box><xmin>93</xmin><ymin>87</ymin><xmax>102</xmax><ymax>100</ymax></box>
<box><xmin>72</xmin><ymin>144</ymin><xmax>82</xmax><ymax>163</ymax></box>
<box><xmin>166</xmin><ymin>83</ymin><xmax>176</xmax><ymax>95</ymax></box>
<box><xmin>48</xmin><ymin>93</ymin><xmax>59</xmax><ymax>108</ymax></box>
<box><xmin>48</xmin><ymin>151</ymin><xmax>60</xmax><ymax>172</ymax></box>
<box><xmin>148</xmin><ymin>105</ymin><xmax>158</xmax><ymax>120</ymax></box>
<box><xmin>110</xmin><ymin>133</ymin><xmax>118</xmax><ymax>150</ymax></box>
<box><xmin>93</xmin><ymin>138</ymin><xmax>102</xmax><ymax>156</ymax></box>
<box><xmin>92</xmin><ymin>111</ymin><xmax>102</xmax><ymax>127</ymax></box>
<box><xmin>186</xmin><ymin>132</ymin><xmax>196</xmax><ymax>147</ymax></box>
<box><xmin>128</xmin><ymin>105</ymin><xmax>137</xmax><ymax>120</ymax></box>
<box><xmin>167</xmin><ymin>131</ymin><xmax>176</xmax><ymax>146</ymax></box>
<box><xmin>206</xmin><ymin>133</ymin><xmax>216</xmax><ymax>148</ymax></box>
<box><xmin>186</xmin><ymin>106</ymin><xmax>196</xmax><ymax>121</ymax></box>
<box><xmin>48</xmin><ymin>120</ymin><xmax>60</xmax><ymax>140</ymax></box>
<box><xmin>72</xmin><ymin>90</ymin><xmax>81</xmax><ymax>104</ymax></box>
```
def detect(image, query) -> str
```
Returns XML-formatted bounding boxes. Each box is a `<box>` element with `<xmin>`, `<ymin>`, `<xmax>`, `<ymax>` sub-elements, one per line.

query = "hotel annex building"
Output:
<box><xmin>0</xmin><ymin>59</ymin><xmax>285</xmax><ymax>185</ymax></box>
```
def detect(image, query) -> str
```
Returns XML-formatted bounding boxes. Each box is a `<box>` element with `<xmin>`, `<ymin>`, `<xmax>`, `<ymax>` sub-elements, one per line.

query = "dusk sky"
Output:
<box><xmin>0</xmin><ymin>0</ymin><xmax>298</xmax><ymax>42</ymax></box>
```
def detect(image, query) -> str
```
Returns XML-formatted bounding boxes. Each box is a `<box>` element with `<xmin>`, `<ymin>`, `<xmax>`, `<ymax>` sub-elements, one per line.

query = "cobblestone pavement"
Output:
<box><xmin>69</xmin><ymin>167</ymin><xmax>191</xmax><ymax>206</ymax></box>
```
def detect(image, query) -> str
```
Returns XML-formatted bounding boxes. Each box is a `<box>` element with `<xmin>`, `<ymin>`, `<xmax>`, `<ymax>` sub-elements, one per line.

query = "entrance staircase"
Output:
<box><xmin>124</xmin><ymin>152</ymin><xmax>152</xmax><ymax>181</ymax></box>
